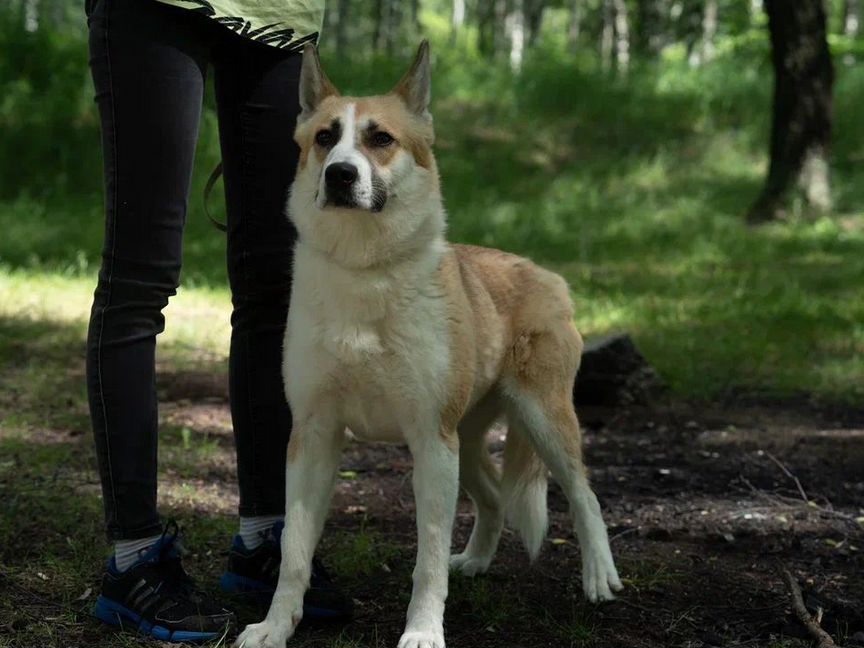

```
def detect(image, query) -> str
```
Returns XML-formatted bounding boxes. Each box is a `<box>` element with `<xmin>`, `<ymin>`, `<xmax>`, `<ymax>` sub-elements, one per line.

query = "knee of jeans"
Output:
<box><xmin>231</xmin><ymin>287</ymin><xmax>290</xmax><ymax>334</ymax></box>
<box><xmin>93</xmin><ymin>269</ymin><xmax>180</xmax><ymax>322</ymax></box>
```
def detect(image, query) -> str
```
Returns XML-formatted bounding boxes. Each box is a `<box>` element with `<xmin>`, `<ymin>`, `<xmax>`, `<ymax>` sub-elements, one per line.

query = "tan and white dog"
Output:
<box><xmin>236</xmin><ymin>42</ymin><xmax>622</xmax><ymax>648</ymax></box>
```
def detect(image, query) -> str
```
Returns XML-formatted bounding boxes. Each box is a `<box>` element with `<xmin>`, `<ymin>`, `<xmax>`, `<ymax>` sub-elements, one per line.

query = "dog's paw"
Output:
<box><xmin>581</xmin><ymin>546</ymin><xmax>623</xmax><ymax>603</ymax></box>
<box><xmin>234</xmin><ymin>620</ymin><xmax>294</xmax><ymax>648</ymax></box>
<box><xmin>449</xmin><ymin>551</ymin><xmax>492</xmax><ymax>577</ymax></box>
<box><xmin>397</xmin><ymin>628</ymin><xmax>446</xmax><ymax>648</ymax></box>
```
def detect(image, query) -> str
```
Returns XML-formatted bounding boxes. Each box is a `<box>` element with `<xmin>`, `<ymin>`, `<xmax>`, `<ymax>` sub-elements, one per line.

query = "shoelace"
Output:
<box><xmin>148</xmin><ymin>520</ymin><xmax>203</xmax><ymax>604</ymax></box>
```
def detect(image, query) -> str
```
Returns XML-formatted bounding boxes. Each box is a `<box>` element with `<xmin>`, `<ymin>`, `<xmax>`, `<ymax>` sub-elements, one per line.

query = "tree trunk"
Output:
<box><xmin>24</xmin><ymin>0</ymin><xmax>39</xmax><ymax>32</ymax></box>
<box><xmin>335</xmin><ymin>0</ymin><xmax>350</xmax><ymax>56</ymax></box>
<box><xmin>451</xmin><ymin>0</ymin><xmax>466</xmax><ymax>44</ymax></box>
<box><xmin>373</xmin><ymin>0</ymin><xmax>384</xmax><ymax>51</ymax></box>
<box><xmin>494</xmin><ymin>0</ymin><xmax>509</xmax><ymax>57</ymax></box>
<box><xmin>600</xmin><ymin>0</ymin><xmax>614</xmax><ymax>71</ymax></box>
<box><xmin>613</xmin><ymin>0</ymin><xmax>630</xmax><ymax>74</ymax></box>
<box><xmin>747</xmin><ymin>0</ymin><xmax>833</xmax><ymax>222</ymax></box>
<box><xmin>701</xmin><ymin>0</ymin><xmax>718</xmax><ymax>63</ymax></box>
<box><xmin>843</xmin><ymin>0</ymin><xmax>860</xmax><ymax>64</ymax></box>
<box><xmin>478</xmin><ymin>0</ymin><xmax>495</xmax><ymax>57</ymax></box>
<box><xmin>636</xmin><ymin>0</ymin><xmax>666</xmax><ymax>57</ymax></box>
<box><xmin>525</xmin><ymin>0</ymin><xmax>545</xmax><ymax>47</ymax></box>
<box><xmin>384</xmin><ymin>0</ymin><xmax>398</xmax><ymax>56</ymax></box>
<box><xmin>568</xmin><ymin>0</ymin><xmax>583</xmax><ymax>50</ymax></box>
<box><xmin>682</xmin><ymin>0</ymin><xmax>703</xmax><ymax>66</ymax></box>
<box><xmin>750</xmin><ymin>0</ymin><xmax>762</xmax><ymax>26</ymax></box>
<box><xmin>509</xmin><ymin>0</ymin><xmax>526</xmax><ymax>71</ymax></box>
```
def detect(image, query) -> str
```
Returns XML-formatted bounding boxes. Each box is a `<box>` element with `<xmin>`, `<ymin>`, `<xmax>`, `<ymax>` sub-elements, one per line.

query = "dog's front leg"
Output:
<box><xmin>235</xmin><ymin>415</ymin><xmax>344</xmax><ymax>648</ymax></box>
<box><xmin>399</xmin><ymin>429</ymin><xmax>459</xmax><ymax>648</ymax></box>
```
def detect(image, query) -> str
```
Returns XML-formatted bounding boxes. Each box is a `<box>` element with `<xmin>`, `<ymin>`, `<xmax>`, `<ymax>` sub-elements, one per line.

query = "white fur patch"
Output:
<box><xmin>316</xmin><ymin>103</ymin><xmax>376</xmax><ymax>211</ymax></box>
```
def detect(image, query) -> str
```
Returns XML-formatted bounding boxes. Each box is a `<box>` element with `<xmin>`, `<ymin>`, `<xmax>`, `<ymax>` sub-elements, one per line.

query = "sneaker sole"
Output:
<box><xmin>94</xmin><ymin>595</ymin><xmax>223</xmax><ymax>643</ymax></box>
<box><xmin>220</xmin><ymin>572</ymin><xmax>347</xmax><ymax>619</ymax></box>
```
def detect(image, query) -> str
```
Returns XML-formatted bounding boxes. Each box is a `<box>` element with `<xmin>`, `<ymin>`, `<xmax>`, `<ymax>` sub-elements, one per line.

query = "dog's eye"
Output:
<box><xmin>371</xmin><ymin>131</ymin><xmax>395</xmax><ymax>147</ymax></box>
<box><xmin>315</xmin><ymin>130</ymin><xmax>335</xmax><ymax>147</ymax></box>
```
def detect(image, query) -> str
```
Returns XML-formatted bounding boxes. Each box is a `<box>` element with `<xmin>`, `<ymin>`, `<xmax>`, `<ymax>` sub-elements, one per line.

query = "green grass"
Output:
<box><xmin>4</xmin><ymin>22</ymin><xmax>861</xmax><ymax>648</ymax></box>
<box><xmin>2</xmin><ymin>49</ymin><xmax>864</xmax><ymax>401</ymax></box>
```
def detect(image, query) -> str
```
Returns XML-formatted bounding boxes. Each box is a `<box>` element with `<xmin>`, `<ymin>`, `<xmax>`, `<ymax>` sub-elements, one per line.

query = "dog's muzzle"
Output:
<box><xmin>324</xmin><ymin>162</ymin><xmax>359</xmax><ymax>208</ymax></box>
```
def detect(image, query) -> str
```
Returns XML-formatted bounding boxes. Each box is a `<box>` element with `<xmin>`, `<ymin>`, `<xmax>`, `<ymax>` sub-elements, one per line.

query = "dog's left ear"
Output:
<box><xmin>394</xmin><ymin>40</ymin><xmax>431</xmax><ymax>121</ymax></box>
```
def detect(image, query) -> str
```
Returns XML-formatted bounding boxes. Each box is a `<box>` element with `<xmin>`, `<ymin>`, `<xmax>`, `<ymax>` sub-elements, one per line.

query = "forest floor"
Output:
<box><xmin>2</xmin><ymin>356</ymin><xmax>863</xmax><ymax>648</ymax></box>
<box><xmin>4</xmin><ymin>35</ymin><xmax>864</xmax><ymax>647</ymax></box>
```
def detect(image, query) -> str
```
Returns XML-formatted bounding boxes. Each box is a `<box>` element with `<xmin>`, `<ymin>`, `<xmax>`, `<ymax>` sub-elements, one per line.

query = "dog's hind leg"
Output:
<box><xmin>504</xmin><ymin>324</ymin><xmax>622</xmax><ymax>603</ymax></box>
<box><xmin>450</xmin><ymin>395</ymin><xmax>504</xmax><ymax>577</ymax></box>
<box><xmin>235</xmin><ymin>413</ymin><xmax>345</xmax><ymax>648</ymax></box>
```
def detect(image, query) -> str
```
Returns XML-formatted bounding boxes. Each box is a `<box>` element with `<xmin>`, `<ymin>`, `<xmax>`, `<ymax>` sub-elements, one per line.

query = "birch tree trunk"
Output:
<box><xmin>613</xmin><ymin>0</ymin><xmax>630</xmax><ymax>74</ymax></box>
<box><xmin>24</xmin><ymin>0</ymin><xmax>39</xmax><ymax>32</ymax></box>
<box><xmin>748</xmin><ymin>0</ymin><xmax>833</xmax><ymax>222</ymax></box>
<box><xmin>843</xmin><ymin>0</ymin><xmax>860</xmax><ymax>64</ymax></box>
<box><xmin>701</xmin><ymin>0</ymin><xmax>718</xmax><ymax>63</ymax></box>
<box><xmin>451</xmin><ymin>0</ymin><xmax>466</xmax><ymax>44</ymax></box>
<box><xmin>509</xmin><ymin>0</ymin><xmax>526</xmax><ymax>72</ymax></box>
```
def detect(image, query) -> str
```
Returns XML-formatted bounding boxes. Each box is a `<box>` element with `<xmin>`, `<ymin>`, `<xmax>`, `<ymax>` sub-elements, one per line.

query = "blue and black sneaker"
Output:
<box><xmin>94</xmin><ymin>521</ymin><xmax>235</xmax><ymax>642</ymax></box>
<box><xmin>220</xmin><ymin>522</ymin><xmax>352</xmax><ymax>622</ymax></box>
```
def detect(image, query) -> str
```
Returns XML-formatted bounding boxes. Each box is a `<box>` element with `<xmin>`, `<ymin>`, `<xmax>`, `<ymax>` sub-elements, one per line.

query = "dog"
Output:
<box><xmin>236</xmin><ymin>41</ymin><xmax>622</xmax><ymax>648</ymax></box>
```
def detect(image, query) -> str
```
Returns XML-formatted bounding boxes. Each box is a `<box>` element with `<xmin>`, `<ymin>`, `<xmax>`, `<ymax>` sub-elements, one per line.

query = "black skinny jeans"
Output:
<box><xmin>86</xmin><ymin>0</ymin><xmax>300</xmax><ymax>541</ymax></box>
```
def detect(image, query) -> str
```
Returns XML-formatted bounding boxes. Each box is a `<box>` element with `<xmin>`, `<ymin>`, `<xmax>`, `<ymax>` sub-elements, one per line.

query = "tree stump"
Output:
<box><xmin>573</xmin><ymin>334</ymin><xmax>665</xmax><ymax>407</ymax></box>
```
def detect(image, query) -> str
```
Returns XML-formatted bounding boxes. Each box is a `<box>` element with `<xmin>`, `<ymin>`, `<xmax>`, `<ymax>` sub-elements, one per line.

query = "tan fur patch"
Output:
<box><xmin>446</xmin><ymin>243</ymin><xmax>587</xmax><ymax>468</ymax></box>
<box><xmin>294</xmin><ymin>94</ymin><xmax>435</xmax><ymax>172</ymax></box>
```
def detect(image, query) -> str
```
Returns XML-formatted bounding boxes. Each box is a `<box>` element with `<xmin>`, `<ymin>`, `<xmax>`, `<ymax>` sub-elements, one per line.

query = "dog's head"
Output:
<box><xmin>288</xmin><ymin>42</ymin><xmax>444</xmax><ymax>267</ymax></box>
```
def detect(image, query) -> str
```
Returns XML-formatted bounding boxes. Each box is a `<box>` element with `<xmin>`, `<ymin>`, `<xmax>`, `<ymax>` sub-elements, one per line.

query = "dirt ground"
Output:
<box><xmin>2</xmin><ymin>371</ymin><xmax>864</xmax><ymax>648</ymax></box>
<box><xmin>317</xmin><ymin>396</ymin><xmax>864</xmax><ymax>648</ymax></box>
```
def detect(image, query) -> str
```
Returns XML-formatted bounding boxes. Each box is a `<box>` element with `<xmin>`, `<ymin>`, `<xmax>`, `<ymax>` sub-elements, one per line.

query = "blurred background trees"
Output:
<box><xmin>2</xmin><ymin>0</ymin><xmax>860</xmax><ymax>220</ymax></box>
<box><xmin>1</xmin><ymin>0</ymin><xmax>863</xmax><ymax>398</ymax></box>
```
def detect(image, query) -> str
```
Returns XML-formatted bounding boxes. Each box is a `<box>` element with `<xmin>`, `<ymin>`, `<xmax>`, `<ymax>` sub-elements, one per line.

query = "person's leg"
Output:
<box><xmin>212</xmin><ymin>35</ymin><xmax>351</xmax><ymax>620</ymax></box>
<box><xmin>87</xmin><ymin>1</ymin><xmax>236</xmax><ymax>639</ymax></box>
<box><xmin>86</xmin><ymin>0</ymin><xmax>208</xmax><ymax>550</ymax></box>
<box><xmin>211</xmin><ymin>35</ymin><xmax>301</xmax><ymax>532</ymax></box>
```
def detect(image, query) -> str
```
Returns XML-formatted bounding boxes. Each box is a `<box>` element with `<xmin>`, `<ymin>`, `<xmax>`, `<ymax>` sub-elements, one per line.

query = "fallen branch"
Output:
<box><xmin>763</xmin><ymin>450</ymin><xmax>809</xmax><ymax>504</ymax></box>
<box><xmin>776</xmin><ymin>564</ymin><xmax>840</xmax><ymax>648</ymax></box>
<box><xmin>735</xmin><ymin>475</ymin><xmax>859</xmax><ymax>525</ymax></box>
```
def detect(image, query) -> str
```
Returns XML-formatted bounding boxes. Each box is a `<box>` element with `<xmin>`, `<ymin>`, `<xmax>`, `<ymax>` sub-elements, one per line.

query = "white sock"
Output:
<box><xmin>114</xmin><ymin>534</ymin><xmax>161</xmax><ymax>572</ymax></box>
<box><xmin>239</xmin><ymin>515</ymin><xmax>283</xmax><ymax>550</ymax></box>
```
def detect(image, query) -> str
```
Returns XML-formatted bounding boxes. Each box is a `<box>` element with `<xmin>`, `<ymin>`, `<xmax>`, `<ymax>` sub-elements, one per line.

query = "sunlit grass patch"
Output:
<box><xmin>2</xmin><ymin>57</ymin><xmax>863</xmax><ymax>405</ymax></box>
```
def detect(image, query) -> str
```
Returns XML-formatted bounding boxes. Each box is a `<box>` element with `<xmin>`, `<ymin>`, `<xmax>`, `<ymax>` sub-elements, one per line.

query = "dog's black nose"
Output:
<box><xmin>325</xmin><ymin>162</ymin><xmax>358</xmax><ymax>188</ymax></box>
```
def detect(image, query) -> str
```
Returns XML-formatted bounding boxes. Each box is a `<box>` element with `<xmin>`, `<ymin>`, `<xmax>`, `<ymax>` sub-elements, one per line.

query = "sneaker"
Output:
<box><xmin>220</xmin><ymin>521</ymin><xmax>352</xmax><ymax>621</ymax></box>
<box><xmin>94</xmin><ymin>521</ymin><xmax>236</xmax><ymax>642</ymax></box>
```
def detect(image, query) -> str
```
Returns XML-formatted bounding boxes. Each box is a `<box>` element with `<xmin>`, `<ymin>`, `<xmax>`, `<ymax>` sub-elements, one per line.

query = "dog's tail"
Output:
<box><xmin>501</xmin><ymin>427</ymin><xmax>548</xmax><ymax>562</ymax></box>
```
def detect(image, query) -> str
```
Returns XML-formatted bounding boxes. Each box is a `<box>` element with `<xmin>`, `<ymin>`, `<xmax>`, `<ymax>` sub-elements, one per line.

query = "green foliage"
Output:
<box><xmin>0</xmin><ymin>3</ymin><xmax>862</xmax><ymax>402</ymax></box>
<box><xmin>0</xmin><ymin>7</ymin><xmax>98</xmax><ymax>199</ymax></box>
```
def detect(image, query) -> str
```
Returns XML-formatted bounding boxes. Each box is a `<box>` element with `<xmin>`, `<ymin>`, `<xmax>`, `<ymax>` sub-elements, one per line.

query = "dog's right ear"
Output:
<box><xmin>298</xmin><ymin>44</ymin><xmax>338</xmax><ymax>121</ymax></box>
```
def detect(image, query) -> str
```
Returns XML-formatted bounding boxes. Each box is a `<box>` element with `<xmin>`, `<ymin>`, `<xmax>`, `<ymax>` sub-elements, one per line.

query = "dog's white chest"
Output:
<box><xmin>285</xmin><ymin>245</ymin><xmax>450</xmax><ymax>441</ymax></box>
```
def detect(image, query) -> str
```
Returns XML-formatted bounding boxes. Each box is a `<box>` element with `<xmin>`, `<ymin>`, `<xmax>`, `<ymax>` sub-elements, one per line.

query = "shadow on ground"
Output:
<box><xmin>1</xmin><ymin>314</ymin><xmax>864</xmax><ymax>647</ymax></box>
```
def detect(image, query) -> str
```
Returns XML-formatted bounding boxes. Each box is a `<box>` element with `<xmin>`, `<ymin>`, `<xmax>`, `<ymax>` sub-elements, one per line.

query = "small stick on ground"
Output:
<box><xmin>776</xmin><ymin>564</ymin><xmax>840</xmax><ymax>648</ymax></box>
<box><xmin>763</xmin><ymin>450</ymin><xmax>809</xmax><ymax>504</ymax></box>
